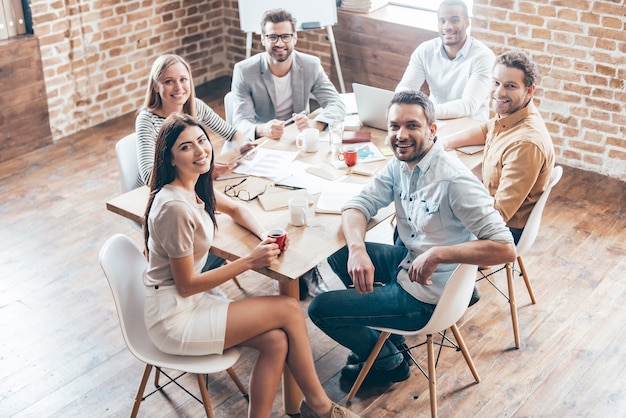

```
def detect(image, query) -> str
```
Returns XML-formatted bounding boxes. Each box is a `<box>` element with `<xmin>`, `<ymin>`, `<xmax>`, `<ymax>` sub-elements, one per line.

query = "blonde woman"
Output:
<box><xmin>136</xmin><ymin>54</ymin><xmax>252</xmax><ymax>187</ymax></box>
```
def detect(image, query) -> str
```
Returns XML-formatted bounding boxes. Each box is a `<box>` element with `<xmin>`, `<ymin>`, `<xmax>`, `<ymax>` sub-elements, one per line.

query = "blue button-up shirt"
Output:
<box><xmin>344</xmin><ymin>142</ymin><xmax>513</xmax><ymax>304</ymax></box>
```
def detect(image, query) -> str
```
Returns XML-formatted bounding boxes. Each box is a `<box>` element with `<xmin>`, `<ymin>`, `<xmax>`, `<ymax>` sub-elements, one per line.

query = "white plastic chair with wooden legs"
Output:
<box><xmin>347</xmin><ymin>264</ymin><xmax>481</xmax><ymax>418</ymax></box>
<box><xmin>98</xmin><ymin>234</ymin><xmax>248</xmax><ymax>418</ymax></box>
<box><xmin>478</xmin><ymin>166</ymin><xmax>563</xmax><ymax>348</ymax></box>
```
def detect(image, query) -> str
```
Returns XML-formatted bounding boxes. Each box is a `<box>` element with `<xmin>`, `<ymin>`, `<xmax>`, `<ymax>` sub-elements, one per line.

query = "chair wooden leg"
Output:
<box><xmin>226</xmin><ymin>367</ymin><xmax>248</xmax><ymax>397</ymax></box>
<box><xmin>131</xmin><ymin>364</ymin><xmax>153</xmax><ymax>418</ymax></box>
<box><xmin>517</xmin><ymin>256</ymin><xmax>536</xmax><ymax>304</ymax></box>
<box><xmin>231</xmin><ymin>276</ymin><xmax>243</xmax><ymax>289</ymax></box>
<box><xmin>426</xmin><ymin>335</ymin><xmax>437</xmax><ymax>418</ymax></box>
<box><xmin>506</xmin><ymin>263</ymin><xmax>521</xmax><ymax>349</ymax></box>
<box><xmin>196</xmin><ymin>373</ymin><xmax>215</xmax><ymax>418</ymax></box>
<box><xmin>450</xmin><ymin>324</ymin><xmax>480</xmax><ymax>383</ymax></box>
<box><xmin>153</xmin><ymin>367</ymin><xmax>160</xmax><ymax>387</ymax></box>
<box><xmin>347</xmin><ymin>331</ymin><xmax>391</xmax><ymax>401</ymax></box>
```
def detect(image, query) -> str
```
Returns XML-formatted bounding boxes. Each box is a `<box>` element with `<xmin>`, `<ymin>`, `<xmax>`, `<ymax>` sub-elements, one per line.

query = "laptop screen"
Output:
<box><xmin>352</xmin><ymin>83</ymin><xmax>395</xmax><ymax>131</ymax></box>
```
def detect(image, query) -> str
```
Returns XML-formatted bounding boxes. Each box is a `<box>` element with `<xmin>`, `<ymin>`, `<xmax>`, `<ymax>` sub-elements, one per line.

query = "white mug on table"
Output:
<box><xmin>288</xmin><ymin>197</ymin><xmax>309</xmax><ymax>226</ymax></box>
<box><xmin>296</xmin><ymin>128</ymin><xmax>320</xmax><ymax>153</ymax></box>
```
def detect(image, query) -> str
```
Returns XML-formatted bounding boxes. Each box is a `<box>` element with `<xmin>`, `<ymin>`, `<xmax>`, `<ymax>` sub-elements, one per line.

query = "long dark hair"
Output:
<box><xmin>143</xmin><ymin>113</ymin><xmax>217</xmax><ymax>255</ymax></box>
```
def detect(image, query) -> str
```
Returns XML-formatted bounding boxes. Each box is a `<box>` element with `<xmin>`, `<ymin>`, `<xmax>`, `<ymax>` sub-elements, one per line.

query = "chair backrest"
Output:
<box><xmin>516</xmin><ymin>165</ymin><xmax>563</xmax><ymax>256</ymax></box>
<box><xmin>224</xmin><ymin>91</ymin><xmax>235</xmax><ymax>125</ymax></box>
<box><xmin>419</xmin><ymin>263</ymin><xmax>479</xmax><ymax>336</ymax></box>
<box><xmin>115</xmin><ymin>132</ymin><xmax>139</xmax><ymax>193</ymax></box>
<box><xmin>98</xmin><ymin>234</ymin><xmax>154</xmax><ymax>362</ymax></box>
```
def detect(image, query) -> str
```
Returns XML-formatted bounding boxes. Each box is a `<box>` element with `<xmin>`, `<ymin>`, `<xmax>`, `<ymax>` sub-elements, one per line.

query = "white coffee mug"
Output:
<box><xmin>288</xmin><ymin>197</ymin><xmax>309</xmax><ymax>226</ymax></box>
<box><xmin>296</xmin><ymin>128</ymin><xmax>320</xmax><ymax>152</ymax></box>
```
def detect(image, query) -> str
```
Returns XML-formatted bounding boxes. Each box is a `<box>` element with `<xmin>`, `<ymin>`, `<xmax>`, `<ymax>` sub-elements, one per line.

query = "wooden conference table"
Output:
<box><xmin>106</xmin><ymin>117</ymin><xmax>481</xmax><ymax>414</ymax></box>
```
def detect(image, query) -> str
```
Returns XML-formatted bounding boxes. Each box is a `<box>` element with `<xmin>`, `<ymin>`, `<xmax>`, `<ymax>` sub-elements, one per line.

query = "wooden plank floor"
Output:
<box><xmin>1</xmin><ymin>77</ymin><xmax>625</xmax><ymax>417</ymax></box>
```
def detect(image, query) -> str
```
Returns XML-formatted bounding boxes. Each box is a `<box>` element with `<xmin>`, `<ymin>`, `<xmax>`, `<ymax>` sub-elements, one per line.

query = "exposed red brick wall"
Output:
<box><xmin>471</xmin><ymin>0</ymin><xmax>625</xmax><ymax>180</ymax></box>
<box><xmin>27</xmin><ymin>1</ymin><xmax>624</xmax><ymax>180</ymax></box>
<box><xmin>30</xmin><ymin>0</ymin><xmax>234</xmax><ymax>139</ymax></box>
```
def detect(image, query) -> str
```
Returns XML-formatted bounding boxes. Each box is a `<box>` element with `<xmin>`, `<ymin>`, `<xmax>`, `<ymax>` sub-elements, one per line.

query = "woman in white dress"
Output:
<box><xmin>143</xmin><ymin>113</ymin><xmax>358</xmax><ymax>418</ymax></box>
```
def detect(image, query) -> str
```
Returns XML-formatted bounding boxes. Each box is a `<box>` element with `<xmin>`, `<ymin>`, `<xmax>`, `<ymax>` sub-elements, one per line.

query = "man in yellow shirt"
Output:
<box><xmin>442</xmin><ymin>50</ymin><xmax>555</xmax><ymax>243</ymax></box>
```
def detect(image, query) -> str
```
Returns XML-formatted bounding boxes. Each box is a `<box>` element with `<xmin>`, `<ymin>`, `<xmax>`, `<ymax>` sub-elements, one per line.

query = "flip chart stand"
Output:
<box><xmin>244</xmin><ymin>25</ymin><xmax>346</xmax><ymax>94</ymax></box>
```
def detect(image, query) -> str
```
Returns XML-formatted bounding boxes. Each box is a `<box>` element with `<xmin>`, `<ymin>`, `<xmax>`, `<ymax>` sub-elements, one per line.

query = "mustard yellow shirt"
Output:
<box><xmin>480</xmin><ymin>101</ymin><xmax>555</xmax><ymax>229</ymax></box>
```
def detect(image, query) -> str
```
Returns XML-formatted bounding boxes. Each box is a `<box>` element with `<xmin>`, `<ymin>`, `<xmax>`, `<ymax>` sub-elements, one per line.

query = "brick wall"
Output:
<box><xmin>471</xmin><ymin>0</ymin><xmax>626</xmax><ymax>180</ymax></box>
<box><xmin>30</xmin><ymin>0</ymin><xmax>331</xmax><ymax>141</ymax></box>
<box><xmin>28</xmin><ymin>1</ymin><xmax>624</xmax><ymax>180</ymax></box>
<box><xmin>30</xmin><ymin>0</ymin><xmax>235</xmax><ymax>139</ymax></box>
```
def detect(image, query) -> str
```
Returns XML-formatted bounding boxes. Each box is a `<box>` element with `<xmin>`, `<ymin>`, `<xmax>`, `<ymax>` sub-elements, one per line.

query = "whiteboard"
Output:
<box><xmin>238</xmin><ymin>0</ymin><xmax>337</xmax><ymax>34</ymax></box>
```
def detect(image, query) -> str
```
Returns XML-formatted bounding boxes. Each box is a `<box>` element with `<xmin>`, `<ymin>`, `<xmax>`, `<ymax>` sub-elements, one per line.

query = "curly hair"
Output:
<box><xmin>496</xmin><ymin>50</ymin><xmax>539</xmax><ymax>87</ymax></box>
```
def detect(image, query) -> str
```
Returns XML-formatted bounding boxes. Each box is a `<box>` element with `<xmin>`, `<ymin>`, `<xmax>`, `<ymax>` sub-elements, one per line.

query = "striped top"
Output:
<box><xmin>135</xmin><ymin>98</ymin><xmax>236</xmax><ymax>187</ymax></box>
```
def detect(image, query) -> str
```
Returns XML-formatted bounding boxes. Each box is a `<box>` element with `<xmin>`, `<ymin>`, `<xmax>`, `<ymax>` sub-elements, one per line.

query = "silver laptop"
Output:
<box><xmin>352</xmin><ymin>83</ymin><xmax>395</xmax><ymax>130</ymax></box>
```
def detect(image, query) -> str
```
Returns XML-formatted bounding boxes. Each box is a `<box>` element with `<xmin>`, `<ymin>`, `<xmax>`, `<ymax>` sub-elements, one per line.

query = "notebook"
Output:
<box><xmin>352</xmin><ymin>83</ymin><xmax>395</xmax><ymax>130</ymax></box>
<box><xmin>315</xmin><ymin>182</ymin><xmax>365</xmax><ymax>214</ymax></box>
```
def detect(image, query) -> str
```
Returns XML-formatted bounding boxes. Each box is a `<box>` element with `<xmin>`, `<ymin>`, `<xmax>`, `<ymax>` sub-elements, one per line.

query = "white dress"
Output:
<box><xmin>143</xmin><ymin>184</ymin><xmax>232</xmax><ymax>355</ymax></box>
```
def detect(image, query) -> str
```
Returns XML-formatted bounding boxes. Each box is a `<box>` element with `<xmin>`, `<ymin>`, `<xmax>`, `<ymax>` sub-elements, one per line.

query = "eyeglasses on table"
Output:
<box><xmin>223</xmin><ymin>178</ymin><xmax>266</xmax><ymax>201</ymax></box>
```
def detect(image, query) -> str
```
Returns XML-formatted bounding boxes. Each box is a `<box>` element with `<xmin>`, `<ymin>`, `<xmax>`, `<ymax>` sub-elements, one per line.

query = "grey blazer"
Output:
<box><xmin>231</xmin><ymin>51</ymin><xmax>346</xmax><ymax>140</ymax></box>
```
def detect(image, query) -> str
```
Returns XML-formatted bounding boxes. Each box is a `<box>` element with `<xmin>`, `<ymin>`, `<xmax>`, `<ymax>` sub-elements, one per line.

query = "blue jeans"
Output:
<box><xmin>510</xmin><ymin>227</ymin><xmax>523</xmax><ymax>245</ymax></box>
<box><xmin>308</xmin><ymin>242</ymin><xmax>436</xmax><ymax>371</ymax></box>
<box><xmin>202</xmin><ymin>254</ymin><xmax>225</xmax><ymax>272</ymax></box>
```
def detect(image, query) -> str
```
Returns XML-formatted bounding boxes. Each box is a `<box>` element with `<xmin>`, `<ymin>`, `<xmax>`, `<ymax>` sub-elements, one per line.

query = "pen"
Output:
<box><xmin>274</xmin><ymin>184</ymin><xmax>304</xmax><ymax>190</ymax></box>
<box><xmin>236</xmin><ymin>139</ymin><xmax>268</xmax><ymax>162</ymax></box>
<box><xmin>284</xmin><ymin>110</ymin><xmax>307</xmax><ymax>126</ymax></box>
<box><xmin>215</xmin><ymin>174</ymin><xmax>248</xmax><ymax>181</ymax></box>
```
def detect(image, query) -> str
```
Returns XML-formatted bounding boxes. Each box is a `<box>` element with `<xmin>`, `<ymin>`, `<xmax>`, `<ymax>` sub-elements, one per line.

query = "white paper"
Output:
<box><xmin>456</xmin><ymin>145</ymin><xmax>485</xmax><ymax>155</ymax></box>
<box><xmin>233</xmin><ymin>148</ymin><xmax>298</xmax><ymax>181</ymax></box>
<box><xmin>273</xmin><ymin>160</ymin><xmax>345</xmax><ymax>195</ymax></box>
<box><xmin>340</xmin><ymin>92</ymin><xmax>358</xmax><ymax>115</ymax></box>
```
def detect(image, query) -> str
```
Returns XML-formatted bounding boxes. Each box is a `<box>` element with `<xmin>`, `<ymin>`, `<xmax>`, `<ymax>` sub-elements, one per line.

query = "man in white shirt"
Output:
<box><xmin>396</xmin><ymin>0</ymin><xmax>495</xmax><ymax>121</ymax></box>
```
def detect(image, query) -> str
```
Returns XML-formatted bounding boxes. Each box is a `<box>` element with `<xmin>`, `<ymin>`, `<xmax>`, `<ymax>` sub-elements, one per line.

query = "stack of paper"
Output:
<box><xmin>340</xmin><ymin>0</ymin><xmax>389</xmax><ymax>13</ymax></box>
<box><xmin>340</xmin><ymin>93</ymin><xmax>358</xmax><ymax>115</ymax></box>
<box><xmin>232</xmin><ymin>148</ymin><xmax>298</xmax><ymax>181</ymax></box>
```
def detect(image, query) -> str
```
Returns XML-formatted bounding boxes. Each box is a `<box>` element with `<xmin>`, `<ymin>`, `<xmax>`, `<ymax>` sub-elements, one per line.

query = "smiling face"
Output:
<box><xmin>170</xmin><ymin>125</ymin><xmax>213</xmax><ymax>181</ymax></box>
<box><xmin>262</xmin><ymin>20</ymin><xmax>297</xmax><ymax>63</ymax></box>
<box><xmin>155</xmin><ymin>62</ymin><xmax>191</xmax><ymax>112</ymax></box>
<box><xmin>387</xmin><ymin>103</ymin><xmax>437</xmax><ymax>169</ymax></box>
<box><xmin>491</xmin><ymin>64</ymin><xmax>536</xmax><ymax>116</ymax></box>
<box><xmin>438</xmin><ymin>4</ymin><xmax>469</xmax><ymax>49</ymax></box>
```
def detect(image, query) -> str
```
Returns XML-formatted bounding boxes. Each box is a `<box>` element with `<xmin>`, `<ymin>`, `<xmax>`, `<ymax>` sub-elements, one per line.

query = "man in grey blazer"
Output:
<box><xmin>231</xmin><ymin>8</ymin><xmax>346</xmax><ymax>141</ymax></box>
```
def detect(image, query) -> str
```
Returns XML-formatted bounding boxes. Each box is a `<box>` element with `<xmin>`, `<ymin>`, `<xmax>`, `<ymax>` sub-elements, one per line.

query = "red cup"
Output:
<box><xmin>338</xmin><ymin>147</ymin><xmax>358</xmax><ymax>167</ymax></box>
<box><xmin>268</xmin><ymin>228</ymin><xmax>287</xmax><ymax>253</ymax></box>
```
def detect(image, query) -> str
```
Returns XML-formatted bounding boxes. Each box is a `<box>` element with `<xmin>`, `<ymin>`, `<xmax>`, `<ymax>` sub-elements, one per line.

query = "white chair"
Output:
<box><xmin>115</xmin><ymin>132</ymin><xmax>140</xmax><ymax>194</ymax></box>
<box><xmin>347</xmin><ymin>264</ymin><xmax>481</xmax><ymax>418</ymax></box>
<box><xmin>98</xmin><ymin>234</ymin><xmax>248</xmax><ymax>418</ymax></box>
<box><xmin>114</xmin><ymin>133</ymin><xmax>143</xmax><ymax>231</ymax></box>
<box><xmin>478</xmin><ymin>165</ymin><xmax>563</xmax><ymax>348</ymax></box>
<box><xmin>221</xmin><ymin>92</ymin><xmax>236</xmax><ymax>155</ymax></box>
<box><xmin>224</xmin><ymin>91</ymin><xmax>235</xmax><ymax>125</ymax></box>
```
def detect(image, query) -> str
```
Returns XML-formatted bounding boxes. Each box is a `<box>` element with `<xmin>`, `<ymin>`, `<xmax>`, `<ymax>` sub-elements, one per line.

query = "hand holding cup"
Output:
<box><xmin>267</xmin><ymin>228</ymin><xmax>288</xmax><ymax>253</ymax></box>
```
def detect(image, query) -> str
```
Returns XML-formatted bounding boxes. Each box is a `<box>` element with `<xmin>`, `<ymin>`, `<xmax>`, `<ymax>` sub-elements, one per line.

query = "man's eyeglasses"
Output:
<box><xmin>224</xmin><ymin>178</ymin><xmax>266</xmax><ymax>202</ymax></box>
<box><xmin>265</xmin><ymin>33</ymin><xmax>295</xmax><ymax>44</ymax></box>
